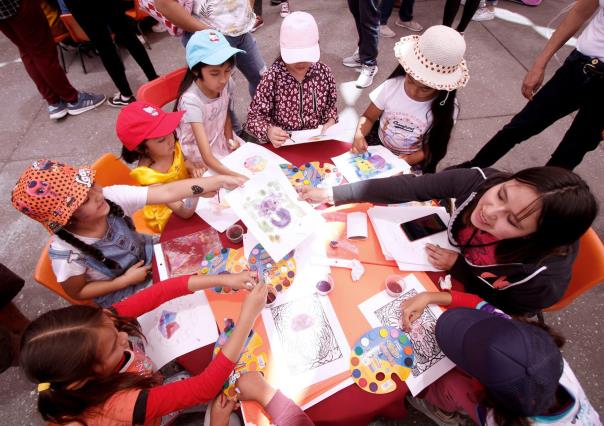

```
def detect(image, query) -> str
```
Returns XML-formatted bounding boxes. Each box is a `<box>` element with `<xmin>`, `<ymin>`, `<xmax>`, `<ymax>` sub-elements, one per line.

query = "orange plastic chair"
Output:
<box><xmin>34</xmin><ymin>153</ymin><xmax>156</xmax><ymax>305</ymax></box>
<box><xmin>59</xmin><ymin>14</ymin><xmax>93</xmax><ymax>74</ymax></box>
<box><xmin>125</xmin><ymin>0</ymin><xmax>151</xmax><ymax>49</ymax></box>
<box><xmin>136</xmin><ymin>67</ymin><xmax>187</xmax><ymax>107</ymax></box>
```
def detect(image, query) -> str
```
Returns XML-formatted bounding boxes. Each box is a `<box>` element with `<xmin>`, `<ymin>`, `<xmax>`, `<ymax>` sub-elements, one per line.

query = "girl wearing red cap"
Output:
<box><xmin>117</xmin><ymin>101</ymin><xmax>207</xmax><ymax>233</ymax></box>
<box><xmin>12</xmin><ymin>160</ymin><xmax>245</xmax><ymax>306</ymax></box>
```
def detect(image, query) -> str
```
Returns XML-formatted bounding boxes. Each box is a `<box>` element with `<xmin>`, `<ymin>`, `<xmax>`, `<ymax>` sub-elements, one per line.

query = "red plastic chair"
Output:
<box><xmin>34</xmin><ymin>153</ymin><xmax>156</xmax><ymax>305</ymax></box>
<box><xmin>137</xmin><ymin>67</ymin><xmax>187</xmax><ymax>107</ymax></box>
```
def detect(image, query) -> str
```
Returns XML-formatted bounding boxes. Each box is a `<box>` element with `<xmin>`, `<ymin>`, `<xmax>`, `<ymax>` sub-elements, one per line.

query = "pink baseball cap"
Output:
<box><xmin>280</xmin><ymin>12</ymin><xmax>320</xmax><ymax>64</ymax></box>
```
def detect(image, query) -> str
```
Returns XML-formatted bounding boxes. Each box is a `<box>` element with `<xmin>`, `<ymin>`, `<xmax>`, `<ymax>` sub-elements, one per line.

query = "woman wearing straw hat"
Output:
<box><xmin>351</xmin><ymin>25</ymin><xmax>469</xmax><ymax>173</ymax></box>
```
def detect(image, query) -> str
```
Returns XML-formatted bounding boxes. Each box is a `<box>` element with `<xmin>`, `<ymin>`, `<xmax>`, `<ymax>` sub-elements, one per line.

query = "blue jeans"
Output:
<box><xmin>380</xmin><ymin>0</ymin><xmax>414</xmax><ymax>23</ymax></box>
<box><xmin>347</xmin><ymin>0</ymin><xmax>379</xmax><ymax>66</ymax></box>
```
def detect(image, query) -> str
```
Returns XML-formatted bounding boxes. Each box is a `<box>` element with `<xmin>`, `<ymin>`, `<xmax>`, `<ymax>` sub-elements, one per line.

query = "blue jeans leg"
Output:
<box><xmin>379</xmin><ymin>0</ymin><xmax>395</xmax><ymax>25</ymax></box>
<box><xmin>225</xmin><ymin>33</ymin><xmax>266</xmax><ymax>97</ymax></box>
<box><xmin>347</xmin><ymin>0</ymin><xmax>379</xmax><ymax>66</ymax></box>
<box><xmin>399</xmin><ymin>0</ymin><xmax>415</xmax><ymax>21</ymax></box>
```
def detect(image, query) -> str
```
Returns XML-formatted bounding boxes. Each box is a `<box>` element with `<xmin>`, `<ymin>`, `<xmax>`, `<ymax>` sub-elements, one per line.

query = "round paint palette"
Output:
<box><xmin>280</xmin><ymin>162</ymin><xmax>344</xmax><ymax>189</ymax></box>
<box><xmin>213</xmin><ymin>319</ymin><xmax>267</xmax><ymax>399</ymax></box>
<box><xmin>248</xmin><ymin>243</ymin><xmax>296</xmax><ymax>293</ymax></box>
<box><xmin>350</xmin><ymin>326</ymin><xmax>415</xmax><ymax>394</ymax></box>
<box><xmin>199</xmin><ymin>248</ymin><xmax>248</xmax><ymax>293</ymax></box>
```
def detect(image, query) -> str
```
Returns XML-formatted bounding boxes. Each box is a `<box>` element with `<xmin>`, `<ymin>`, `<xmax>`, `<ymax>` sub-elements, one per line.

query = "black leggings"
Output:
<box><xmin>64</xmin><ymin>0</ymin><xmax>158</xmax><ymax>96</ymax></box>
<box><xmin>442</xmin><ymin>0</ymin><xmax>481</xmax><ymax>33</ymax></box>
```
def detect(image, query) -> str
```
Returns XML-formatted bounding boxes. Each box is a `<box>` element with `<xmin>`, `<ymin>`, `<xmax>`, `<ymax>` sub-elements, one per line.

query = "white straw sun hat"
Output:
<box><xmin>394</xmin><ymin>25</ymin><xmax>469</xmax><ymax>91</ymax></box>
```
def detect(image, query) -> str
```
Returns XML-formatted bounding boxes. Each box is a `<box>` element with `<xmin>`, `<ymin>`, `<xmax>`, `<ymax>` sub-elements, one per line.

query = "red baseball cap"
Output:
<box><xmin>116</xmin><ymin>101</ymin><xmax>185</xmax><ymax>150</ymax></box>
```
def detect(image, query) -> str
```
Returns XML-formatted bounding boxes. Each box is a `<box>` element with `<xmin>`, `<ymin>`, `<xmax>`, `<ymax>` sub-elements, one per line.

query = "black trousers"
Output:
<box><xmin>347</xmin><ymin>0</ymin><xmax>380</xmax><ymax>66</ymax></box>
<box><xmin>442</xmin><ymin>0</ymin><xmax>481</xmax><ymax>32</ymax></box>
<box><xmin>64</xmin><ymin>0</ymin><xmax>158</xmax><ymax>96</ymax></box>
<box><xmin>470</xmin><ymin>50</ymin><xmax>604</xmax><ymax>170</ymax></box>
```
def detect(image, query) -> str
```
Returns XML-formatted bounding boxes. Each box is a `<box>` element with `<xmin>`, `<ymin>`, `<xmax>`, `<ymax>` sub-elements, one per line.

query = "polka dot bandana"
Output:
<box><xmin>11</xmin><ymin>160</ymin><xmax>96</xmax><ymax>233</ymax></box>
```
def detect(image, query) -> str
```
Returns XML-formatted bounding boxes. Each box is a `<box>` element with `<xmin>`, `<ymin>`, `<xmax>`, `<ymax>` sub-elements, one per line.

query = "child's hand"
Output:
<box><xmin>240</xmin><ymin>282</ymin><xmax>268</xmax><ymax>323</ymax></box>
<box><xmin>209</xmin><ymin>394</ymin><xmax>239</xmax><ymax>426</ymax></box>
<box><xmin>191</xmin><ymin>166</ymin><xmax>207</xmax><ymax>178</ymax></box>
<box><xmin>220</xmin><ymin>174</ymin><xmax>248</xmax><ymax>190</ymax></box>
<box><xmin>425</xmin><ymin>244</ymin><xmax>458</xmax><ymax>270</ymax></box>
<box><xmin>267</xmin><ymin>126</ymin><xmax>290</xmax><ymax>148</ymax></box>
<box><xmin>236</xmin><ymin>371</ymin><xmax>276</xmax><ymax>406</ymax></box>
<box><xmin>321</xmin><ymin>119</ymin><xmax>336</xmax><ymax>135</ymax></box>
<box><xmin>400</xmin><ymin>293</ymin><xmax>430</xmax><ymax>332</ymax></box>
<box><xmin>227</xmin><ymin>138</ymin><xmax>240</xmax><ymax>152</ymax></box>
<box><xmin>219</xmin><ymin>271</ymin><xmax>258</xmax><ymax>290</ymax></box>
<box><xmin>297</xmin><ymin>186</ymin><xmax>329</xmax><ymax>204</ymax></box>
<box><xmin>351</xmin><ymin>135</ymin><xmax>368</xmax><ymax>154</ymax></box>
<box><xmin>122</xmin><ymin>260</ymin><xmax>151</xmax><ymax>286</ymax></box>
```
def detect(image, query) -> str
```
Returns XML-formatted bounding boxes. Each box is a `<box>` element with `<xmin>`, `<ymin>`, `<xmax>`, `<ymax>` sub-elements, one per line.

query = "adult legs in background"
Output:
<box><xmin>346</xmin><ymin>0</ymin><xmax>379</xmax><ymax>87</ymax></box>
<box><xmin>225</xmin><ymin>33</ymin><xmax>266</xmax><ymax>97</ymax></box>
<box><xmin>443</xmin><ymin>0</ymin><xmax>481</xmax><ymax>31</ymax></box>
<box><xmin>251</xmin><ymin>0</ymin><xmax>264</xmax><ymax>32</ymax></box>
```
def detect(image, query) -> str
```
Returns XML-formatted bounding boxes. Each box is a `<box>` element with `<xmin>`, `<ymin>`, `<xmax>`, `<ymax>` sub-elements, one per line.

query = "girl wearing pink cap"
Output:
<box><xmin>246</xmin><ymin>12</ymin><xmax>338</xmax><ymax>148</ymax></box>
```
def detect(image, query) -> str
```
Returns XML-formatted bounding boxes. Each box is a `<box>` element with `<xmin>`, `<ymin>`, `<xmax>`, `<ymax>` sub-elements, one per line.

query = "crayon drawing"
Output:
<box><xmin>331</xmin><ymin>145</ymin><xmax>411</xmax><ymax>184</ymax></box>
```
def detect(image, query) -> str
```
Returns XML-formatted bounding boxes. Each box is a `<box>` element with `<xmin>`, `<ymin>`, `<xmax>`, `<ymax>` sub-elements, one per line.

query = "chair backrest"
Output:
<box><xmin>136</xmin><ymin>67</ymin><xmax>187</xmax><ymax>107</ymax></box>
<box><xmin>59</xmin><ymin>13</ymin><xmax>89</xmax><ymax>43</ymax></box>
<box><xmin>545</xmin><ymin>228</ymin><xmax>604</xmax><ymax>311</ymax></box>
<box><xmin>33</xmin><ymin>153</ymin><xmax>156</xmax><ymax>305</ymax></box>
<box><xmin>126</xmin><ymin>0</ymin><xmax>150</xmax><ymax>20</ymax></box>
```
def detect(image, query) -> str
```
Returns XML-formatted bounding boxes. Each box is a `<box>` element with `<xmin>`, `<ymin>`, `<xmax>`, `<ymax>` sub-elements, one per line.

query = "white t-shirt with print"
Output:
<box><xmin>50</xmin><ymin>185</ymin><xmax>148</xmax><ymax>283</ymax></box>
<box><xmin>192</xmin><ymin>0</ymin><xmax>255</xmax><ymax>37</ymax></box>
<box><xmin>369</xmin><ymin>76</ymin><xmax>433</xmax><ymax>156</ymax></box>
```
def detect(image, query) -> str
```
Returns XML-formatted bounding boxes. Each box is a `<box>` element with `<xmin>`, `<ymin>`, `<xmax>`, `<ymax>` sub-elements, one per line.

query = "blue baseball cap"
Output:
<box><xmin>186</xmin><ymin>30</ymin><xmax>245</xmax><ymax>69</ymax></box>
<box><xmin>435</xmin><ymin>308</ymin><xmax>563</xmax><ymax>417</ymax></box>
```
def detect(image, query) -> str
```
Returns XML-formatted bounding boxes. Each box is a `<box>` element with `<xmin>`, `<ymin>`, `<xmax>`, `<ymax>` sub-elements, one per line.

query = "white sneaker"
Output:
<box><xmin>379</xmin><ymin>24</ymin><xmax>396</xmax><ymax>38</ymax></box>
<box><xmin>472</xmin><ymin>7</ymin><xmax>495</xmax><ymax>21</ymax></box>
<box><xmin>280</xmin><ymin>1</ymin><xmax>290</xmax><ymax>17</ymax></box>
<box><xmin>343</xmin><ymin>49</ymin><xmax>361</xmax><ymax>68</ymax></box>
<box><xmin>355</xmin><ymin>64</ymin><xmax>378</xmax><ymax>88</ymax></box>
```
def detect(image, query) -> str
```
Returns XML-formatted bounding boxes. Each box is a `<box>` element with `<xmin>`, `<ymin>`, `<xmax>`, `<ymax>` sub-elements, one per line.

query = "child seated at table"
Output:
<box><xmin>351</xmin><ymin>26</ymin><xmax>468</xmax><ymax>173</ymax></box>
<box><xmin>118</xmin><ymin>101</ymin><xmax>207</xmax><ymax>233</ymax></box>
<box><xmin>175</xmin><ymin>30</ymin><xmax>246</xmax><ymax>179</ymax></box>
<box><xmin>12</xmin><ymin>160</ymin><xmax>245</xmax><ymax>307</ymax></box>
<box><xmin>299</xmin><ymin>166</ymin><xmax>598</xmax><ymax>316</ymax></box>
<box><xmin>246</xmin><ymin>12</ymin><xmax>338</xmax><ymax>148</ymax></box>
<box><xmin>21</xmin><ymin>274</ymin><xmax>265</xmax><ymax>425</ymax></box>
<box><xmin>404</xmin><ymin>303</ymin><xmax>600</xmax><ymax>425</ymax></box>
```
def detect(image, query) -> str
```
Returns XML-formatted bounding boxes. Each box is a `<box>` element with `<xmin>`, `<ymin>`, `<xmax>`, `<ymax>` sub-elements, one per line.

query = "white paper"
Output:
<box><xmin>358</xmin><ymin>274</ymin><xmax>455</xmax><ymax>395</ymax></box>
<box><xmin>283</xmin><ymin>120</ymin><xmax>356</xmax><ymax>146</ymax></box>
<box><xmin>331</xmin><ymin>146</ymin><xmax>411</xmax><ymax>183</ymax></box>
<box><xmin>262</xmin><ymin>292</ymin><xmax>351</xmax><ymax>394</ymax></box>
<box><xmin>194</xmin><ymin>193</ymin><xmax>240</xmax><ymax>232</ymax></box>
<box><xmin>300</xmin><ymin>377</ymin><xmax>355</xmax><ymax>410</ymax></box>
<box><xmin>219</xmin><ymin>142</ymin><xmax>290</xmax><ymax>178</ymax></box>
<box><xmin>153</xmin><ymin>243</ymin><xmax>169</xmax><ymax>281</ymax></box>
<box><xmin>225</xmin><ymin>165</ymin><xmax>323</xmax><ymax>261</ymax></box>
<box><xmin>368</xmin><ymin>206</ymin><xmax>458</xmax><ymax>271</ymax></box>
<box><xmin>346</xmin><ymin>211</ymin><xmax>368</xmax><ymax>240</ymax></box>
<box><xmin>137</xmin><ymin>292</ymin><xmax>218</xmax><ymax>369</ymax></box>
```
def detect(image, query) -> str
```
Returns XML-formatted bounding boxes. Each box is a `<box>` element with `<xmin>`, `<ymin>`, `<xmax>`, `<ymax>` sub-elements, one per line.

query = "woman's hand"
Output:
<box><xmin>351</xmin><ymin>134</ymin><xmax>368</xmax><ymax>154</ymax></box>
<box><xmin>218</xmin><ymin>271</ymin><xmax>258</xmax><ymax>291</ymax></box>
<box><xmin>209</xmin><ymin>394</ymin><xmax>239</xmax><ymax>426</ymax></box>
<box><xmin>400</xmin><ymin>293</ymin><xmax>430</xmax><ymax>332</ymax></box>
<box><xmin>267</xmin><ymin>126</ymin><xmax>290</xmax><ymax>148</ymax></box>
<box><xmin>425</xmin><ymin>244</ymin><xmax>458</xmax><ymax>270</ymax></box>
<box><xmin>298</xmin><ymin>186</ymin><xmax>329</xmax><ymax>204</ymax></box>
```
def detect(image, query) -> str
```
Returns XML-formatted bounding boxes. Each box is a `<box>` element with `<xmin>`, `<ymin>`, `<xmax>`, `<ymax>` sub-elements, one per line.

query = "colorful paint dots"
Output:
<box><xmin>351</xmin><ymin>357</ymin><xmax>360</xmax><ymax>366</ymax></box>
<box><xmin>248</xmin><ymin>243</ymin><xmax>296</xmax><ymax>294</ymax></box>
<box><xmin>375</xmin><ymin>372</ymin><xmax>386</xmax><ymax>381</ymax></box>
<box><xmin>361</xmin><ymin>337</ymin><xmax>370</xmax><ymax>347</ymax></box>
<box><xmin>369</xmin><ymin>383</ymin><xmax>378</xmax><ymax>392</ymax></box>
<box><xmin>379</xmin><ymin>328</ymin><xmax>388</xmax><ymax>338</ymax></box>
<box><xmin>352</xmin><ymin>369</ymin><xmax>361</xmax><ymax>378</ymax></box>
<box><xmin>355</xmin><ymin>346</ymin><xmax>363</xmax><ymax>356</ymax></box>
<box><xmin>358</xmin><ymin>378</ymin><xmax>367</xmax><ymax>387</ymax></box>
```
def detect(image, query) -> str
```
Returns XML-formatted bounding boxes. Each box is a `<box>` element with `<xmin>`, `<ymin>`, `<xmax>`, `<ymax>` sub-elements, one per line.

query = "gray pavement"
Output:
<box><xmin>0</xmin><ymin>0</ymin><xmax>602</xmax><ymax>424</ymax></box>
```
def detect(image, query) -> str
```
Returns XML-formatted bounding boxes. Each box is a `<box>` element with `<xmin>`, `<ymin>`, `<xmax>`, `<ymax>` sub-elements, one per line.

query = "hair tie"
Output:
<box><xmin>37</xmin><ymin>382</ymin><xmax>51</xmax><ymax>392</ymax></box>
<box><xmin>439</xmin><ymin>91</ymin><xmax>450</xmax><ymax>106</ymax></box>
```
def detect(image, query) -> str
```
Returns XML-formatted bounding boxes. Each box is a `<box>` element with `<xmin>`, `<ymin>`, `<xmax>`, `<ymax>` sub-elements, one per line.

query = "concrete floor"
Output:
<box><xmin>0</xmin><ymin>0</ymin><xmax>602</xmax><ymax>424</ymax></box>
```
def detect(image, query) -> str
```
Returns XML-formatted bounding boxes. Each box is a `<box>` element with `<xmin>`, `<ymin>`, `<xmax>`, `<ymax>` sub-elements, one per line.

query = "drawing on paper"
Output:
<box><xmin>242</xmin><ymin>181</ymin><xmax>306</xmax><ymax>243</ymax></box>
<box><xmin>160</xmin><ymin>229</ymin><xmax>222</xmax><ymax>277</ymax></box>
<box><xmin>270</xmin><ymin>294</ymin><xmax>343</xmax><ymax>375</ymax></box>
<box><xmin>349</xmin><ymin>152</ymin><xmax>391</xmax><ymax>179</ymax></box>
<box><xmin>199</xmin><ymin>248</ymin><xmax>249</xmax><ymax>293</ymax></box>
<box><xmin>372</xmin><ymin>289</ymin><xmax>444</xmax><ymax>376</ymax></box>
<box><xmin>248</xmin><ymin>243</ymin><xmax>295</xmax><ymax>293</ymax></box>
<box><xmin>280</xmin><ymin>162</ymin><xmax>344</xmax><ymax>189</ymax></box>
<box><xmin>244</xmin><ymin>155</ymin><xmax>268</xmax><ymax>173</ymax></box>
<box><xmin>158</xmin><ymin>310</ymin><xmax>180</xmax><ymax>339</ymax></box>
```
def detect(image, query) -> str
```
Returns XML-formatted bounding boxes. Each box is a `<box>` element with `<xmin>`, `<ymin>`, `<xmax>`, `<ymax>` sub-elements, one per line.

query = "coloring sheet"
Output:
<box><xmin>262</xmin><ymin>292</ymin><xmax>351</xmax><ymax>394</ymax></box>
<box><xmin>219</xmin><ymin>143</ymin><xmax>290</xmax><ymax>178</ymax></box>
<box><xmin>283</xmin><ymin>120</ymin><xmax>356</xmax><ymax>146</ymax></box>
<box><xmin>331</xmin><ymin>145</ymin><xmax>411</xmax><ymax>183</ymax></box>
<box><xmin>358</xmin><ymin>274</ymin><xmax>454</xmax><ymax>395</ymax></box>
<box><xmin>194</xmin><ymin>193</ymin><xmax>240</xmax><ymax>233</ymax></box>
<box><xmin>225</xmin><ymin>165</ymin><xmax>322</xmax><ymax>261</ymax></box>
<box><xmin>137</xmin><ymin>292</ymin><xmax>218</xmax><ymax>369</ymax></box>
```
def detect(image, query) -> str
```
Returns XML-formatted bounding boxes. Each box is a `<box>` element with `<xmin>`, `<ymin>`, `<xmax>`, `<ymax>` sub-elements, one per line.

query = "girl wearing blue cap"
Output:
<box><xmin>176</xmin><ymin>30</ymin><xmax>247</xmax><ymax>179</ymax></box>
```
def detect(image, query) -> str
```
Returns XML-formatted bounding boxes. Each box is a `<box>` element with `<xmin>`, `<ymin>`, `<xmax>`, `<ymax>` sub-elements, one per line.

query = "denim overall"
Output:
<box><xmin>49</xmin><ymin>214</ymin><xmax>154</xmax><ymax>307</ymax></box>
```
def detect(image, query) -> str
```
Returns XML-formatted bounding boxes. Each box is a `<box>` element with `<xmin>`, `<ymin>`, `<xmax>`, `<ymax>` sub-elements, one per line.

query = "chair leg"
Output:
<box><xmin>57</xmin><ymin>44</ymin><xmax>67</xmax><ymax>73</ymax></box>
<box><xmin>78</xmin><ymin>46</ymin><xmax>87</xmax><ymax>74</ymax></box>
<box><xmin>537</xmin><ymin>311</ymin><xmax>545</xmax><ymax>325</ymax></box>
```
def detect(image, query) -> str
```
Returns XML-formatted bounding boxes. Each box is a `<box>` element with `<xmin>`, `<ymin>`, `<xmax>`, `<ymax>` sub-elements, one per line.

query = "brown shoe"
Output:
<box><xmin>251</xmin><ymin>16</ymin><xmax>264</xmax><ymax>32</ymax></box>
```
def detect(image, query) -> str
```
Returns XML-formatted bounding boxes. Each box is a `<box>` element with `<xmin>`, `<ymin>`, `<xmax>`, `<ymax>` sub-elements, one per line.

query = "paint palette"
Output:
<box><xmin>248</xmin><ymin>243</ymin><xmax>296</xmax><ymax>293</ymax></box>
<box><xmin>198</xmin><ymin>248</ymin><xmax>249</xmax><ymax>293</ymax></box>
<box><xmin>350</xmin><ymin>326</ymin><xmax>415</xmax><ymax>394</ymax></box>
<box><xmin>280</xmin><ymin>162</ymin><xmax>344</xmax><ymax>189</ymax></box>
<box><xmin>213</xmin><ymin>319</ymin><xmax>267</xmax><ymax>399</ymax></box>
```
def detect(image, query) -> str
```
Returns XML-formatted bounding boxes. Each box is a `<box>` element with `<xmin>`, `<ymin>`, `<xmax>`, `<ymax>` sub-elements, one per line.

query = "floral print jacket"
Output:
<box><xmin>246</xmin><ymin>59</ymin><xmax>338</xmax><ymax>143</ymax></box>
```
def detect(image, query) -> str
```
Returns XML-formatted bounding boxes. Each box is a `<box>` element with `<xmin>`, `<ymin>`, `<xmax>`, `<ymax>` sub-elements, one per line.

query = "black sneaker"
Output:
<box><xmin>107</xmin><ymin>93</ymin><xmax>136</xmax><ymax>108</ymax></box>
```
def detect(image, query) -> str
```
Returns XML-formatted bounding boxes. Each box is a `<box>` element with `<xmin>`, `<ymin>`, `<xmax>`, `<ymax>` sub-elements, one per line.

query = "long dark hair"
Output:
<box><xmin>120</xmin><ymin>145</ymin><xmax>145</xmax><ymax>164</ymax></box>
<box><xmin>21</xmin><ymin>305</ymin><xmax>162</xmax><ymax>425</ymax></box>
<box><xmin>57</xmin><ymin>200</ymin><xmax>137</xmax><ymax>271</ymax></box>
<box><xmin>453</xmin><ymin>167</ymin><xmax>598</xmax><ymax>264</ymax></box>
<box><xmin>173</xmin><ymin>57</ymin><xmax>236</xmax><ymax>112</ymax></box>
<box><xmin>386</xmin><ymin>65</ymin><xmax>457</xmax><ymax>173</ymax></box>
